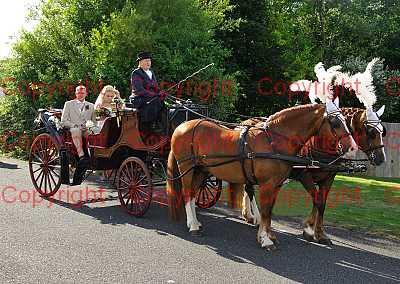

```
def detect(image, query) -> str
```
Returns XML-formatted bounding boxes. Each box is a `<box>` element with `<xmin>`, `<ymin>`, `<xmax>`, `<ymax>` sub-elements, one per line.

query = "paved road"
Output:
<box><xmin>0</xmin><ymin>157</ymin><xmax>399</xmax><ymax>283</ymax></box>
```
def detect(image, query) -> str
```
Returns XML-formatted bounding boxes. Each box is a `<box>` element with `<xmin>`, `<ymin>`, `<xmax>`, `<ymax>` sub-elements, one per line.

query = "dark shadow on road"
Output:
<box><xmin>0</xmin><ymin>161</ymin><xmax>19</xmax><ymax>169</ymax></box>
<box><xmin>45</xmin><ymin>186</ymin><xmax>400</xmax><ymax>284</ymax></box>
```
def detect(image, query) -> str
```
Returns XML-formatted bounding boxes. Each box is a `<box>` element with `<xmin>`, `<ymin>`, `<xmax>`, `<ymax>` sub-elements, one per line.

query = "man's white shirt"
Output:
<box><xmin>144</xmin><ymin>69</ymin><xmax>153</xmax><ymax>79</ymax></box>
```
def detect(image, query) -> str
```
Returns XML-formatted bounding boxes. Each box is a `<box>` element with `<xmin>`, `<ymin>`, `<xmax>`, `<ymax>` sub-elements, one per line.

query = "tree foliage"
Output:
<box><xmin>1</xmin><ymin>0</ymin><xmax>400</xmax><ymax>157</ymax></box>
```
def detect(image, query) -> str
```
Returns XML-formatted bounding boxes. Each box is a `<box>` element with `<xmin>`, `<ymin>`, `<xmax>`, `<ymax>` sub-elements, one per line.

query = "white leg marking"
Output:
<box><xmin>190</xmin><ymin>198</ymin><xmax>202</xmax><ymax>228</ymax></box>
<box><xmin>304</xmin><ymin>225</ymin><xmax>314</xmax><ymax>236</ymax></box>
<box><xmin>242</xmin><ymin>193</ymin><xmax>255</xmax><ymax>221</ymax></box>
<box><xmin>251</xmin><ymin>198</ymin><xmax>261</xmax><ymax>226</ymax></box>
<box><xmin>185</xmin><ymin>201</ymin><xmax>198</xmax><ymax>231</ymax></box>
<box><xmin>259</xmin><ymin>230</ymin><xmax>274</xmax><ymax>248</ymax></box>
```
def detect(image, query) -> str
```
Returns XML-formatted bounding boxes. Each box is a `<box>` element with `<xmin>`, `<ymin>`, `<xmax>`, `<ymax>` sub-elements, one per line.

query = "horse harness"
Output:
<box><xmin>346</xmin><ymin>109</ymin><xmax>386</xmax><ymax>154</ymax></box>
<box><xmin>175</xmin><ymin>119</ymin><xmax>357</xmax><ymax>185</ymax></box>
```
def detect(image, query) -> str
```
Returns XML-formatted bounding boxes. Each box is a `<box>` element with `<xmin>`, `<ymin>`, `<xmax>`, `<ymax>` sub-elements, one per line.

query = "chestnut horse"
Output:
<box><xmin>167</xmin><ymin>98</ymin><xmax>357</xmax><ymax>250</ymax></box>
<box><xmin>242</xmin><ymin>105</ymin><xmax>386</xmax><ymax>245</ymax></box>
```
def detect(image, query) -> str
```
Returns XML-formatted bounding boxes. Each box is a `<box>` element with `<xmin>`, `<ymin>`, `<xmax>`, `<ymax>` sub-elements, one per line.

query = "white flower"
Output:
<box><xmin>86</xmin><ymin>120</ymin><xmax>95</xmax><ymax>129</ymax></box>
<box><xmin>49</xmin><ymin>116</ymin><xmax>63</xmax><ymax>131</ymax></box>
<box><xmin>55</xmin><ymin>120</ymin><xmax>64</xmax><ymax>131</ymax></box>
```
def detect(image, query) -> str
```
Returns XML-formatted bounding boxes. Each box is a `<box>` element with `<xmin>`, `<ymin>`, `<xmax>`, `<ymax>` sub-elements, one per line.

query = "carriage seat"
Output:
<box><xmin>46</xmin><ymin>108</ymin><xmax>63</xmax><ymax>119</ymax></box>
<box><xmin>89</xmin><ymin>116</ymin><xmax>121</xmax><ymax>148</ymax></box>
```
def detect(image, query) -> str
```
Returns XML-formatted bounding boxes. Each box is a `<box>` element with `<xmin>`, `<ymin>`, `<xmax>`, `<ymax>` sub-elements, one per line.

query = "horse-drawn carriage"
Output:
<box><xmin>29</xmin><ymin>102</ymin><xmax>222</xmax><ymax>216</ymax></box>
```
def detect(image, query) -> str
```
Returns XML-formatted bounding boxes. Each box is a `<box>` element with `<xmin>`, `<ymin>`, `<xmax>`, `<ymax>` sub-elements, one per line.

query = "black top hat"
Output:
<box><xmin>136</xmin><ymin>51</ymin><xmax>152</xmax><ymax>62</ymax></box>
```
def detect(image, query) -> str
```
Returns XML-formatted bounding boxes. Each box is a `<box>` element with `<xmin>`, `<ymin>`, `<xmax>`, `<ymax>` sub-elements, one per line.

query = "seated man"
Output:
<box><xmin>61</xmin><ymin>85</ymin><xmax>96</xmax><ymax>167</ymax></box>
<box><xmin>129</xmin><ymin>51</ymin><xmax>166</xmax><ymax>129</ymax></box>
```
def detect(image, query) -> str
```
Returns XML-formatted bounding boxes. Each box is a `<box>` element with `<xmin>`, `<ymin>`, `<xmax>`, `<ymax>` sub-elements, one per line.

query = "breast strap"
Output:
<box><xmin>239</xmin><ymin>126</ymin><xmax>258</xmax><ymax>185</ymax></box>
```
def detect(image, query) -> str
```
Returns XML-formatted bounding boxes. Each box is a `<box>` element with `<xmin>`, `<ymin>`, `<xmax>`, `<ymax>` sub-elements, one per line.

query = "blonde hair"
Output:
<box><xmin>95</xmin><ymin>85</ymin><xmax>120</xmax><ymax>109</ymax></box>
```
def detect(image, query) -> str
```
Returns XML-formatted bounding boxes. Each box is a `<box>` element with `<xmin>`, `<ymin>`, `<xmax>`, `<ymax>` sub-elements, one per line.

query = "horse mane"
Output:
<box><xmin>341</xmin><ymin>107</ymin><xmax>366</xmax><ymax>125</ymax></box>
<box><xmin>267</xmin><ymin>104</ymin><xmax>322</xmax><ymax>126</ymax></box>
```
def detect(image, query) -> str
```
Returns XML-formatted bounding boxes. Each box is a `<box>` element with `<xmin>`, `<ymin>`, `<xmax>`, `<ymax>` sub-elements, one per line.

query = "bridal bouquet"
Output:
<box><xmin>95</xmin><ymin>107</ymin><xmax>112</xmax><ymax>118</ymax></box>
<box><xmin>85</xmin><ymin>120</ymin><xmax>95</xmax><ymax>134</ymax></box>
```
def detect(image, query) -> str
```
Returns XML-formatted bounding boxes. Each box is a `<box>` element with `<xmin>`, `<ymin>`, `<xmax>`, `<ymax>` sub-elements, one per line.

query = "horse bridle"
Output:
<box><xmin>324</xmin><ymin>109</ymin><xmax>352</xmax><ymax>156</ymax></box>
<box><xmin>360</xmin><ymin>119</ymin><xmax>386</xmax><ymax>154</ymax></box>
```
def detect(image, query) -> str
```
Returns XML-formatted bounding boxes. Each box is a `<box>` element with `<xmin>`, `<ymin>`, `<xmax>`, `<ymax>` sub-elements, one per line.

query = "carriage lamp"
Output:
<box><xmin>112</xmin><ymin>97</ymin><xmax>124</xmax><ymax>128</ymax></box>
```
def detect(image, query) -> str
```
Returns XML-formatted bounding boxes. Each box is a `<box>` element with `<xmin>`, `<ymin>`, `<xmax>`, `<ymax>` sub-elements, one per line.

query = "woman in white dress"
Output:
<box><xmin>94</xmin><ymin>85</ymin><xmax>121</xmax><ymax>131</ymax></box>
<box><xmin>94</xmin><ymin>85</ymin><xmax>121</xmax><ymax>181</ymax></box>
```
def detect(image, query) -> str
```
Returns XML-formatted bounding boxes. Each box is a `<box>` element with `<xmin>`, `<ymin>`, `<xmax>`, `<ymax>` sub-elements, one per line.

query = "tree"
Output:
<box><xmin>199</xmin><ymin>0</ymin><xmax>288</xmax><ymax>118</ymax></box>
<box><xmin>89</xmin><ymin>0</ymin><xmax>237</xmax><ymax>118</ymax></box>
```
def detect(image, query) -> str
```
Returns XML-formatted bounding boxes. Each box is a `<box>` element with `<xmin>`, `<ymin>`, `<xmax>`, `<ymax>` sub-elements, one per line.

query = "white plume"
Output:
<box><xmin>347</xmin><ymin>58</ymin><xmax>379</xmax><ymax>108</ymax></box>
<box><xmin>289</xmin><ymin>80</ymin><xmax>312</xmax><ymax>92</ymax></box>
<box><xmin>334</xmin><ymin>71</ymin><xmax>351</xmax><ymax>88</ymax></box>
<box><xmin>289</xmin><ymin>80</ymin><xmax>319</xmax><ymax>103</ymax></box>
<box><xmin>313</xmin><ymin>62</ymin><xmax>342</xmax><ymax>103</ymax></box>
<box><xmin>314</xmin><ymin>62</ymin><xmax>342</xmax><ymax>83</ymax></box>
<box><xmin>289</xmin><ymin>62</ymin><xmax>342</xmax><ymax>104</ymax></box>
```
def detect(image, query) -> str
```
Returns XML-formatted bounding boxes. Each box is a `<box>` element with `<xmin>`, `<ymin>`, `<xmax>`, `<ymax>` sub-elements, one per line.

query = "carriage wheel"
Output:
<box><xmin>103</xmin><ymin>169</ymin><xmax>114</xmax><ymax>181</ymax></box>
<box><xmin>196</xmin><ymin>176</ymin><xmax>222</xmax><ymax>209</ymax></box>
<box><xmin>116</xmin><ymin>157</ymin><xmax>152</xmax><ymax>216</ymax></box>
<box><xmin>29</xmin><ymin>133</ymin><xmax>62</xmax><ymax>197</ymax></box>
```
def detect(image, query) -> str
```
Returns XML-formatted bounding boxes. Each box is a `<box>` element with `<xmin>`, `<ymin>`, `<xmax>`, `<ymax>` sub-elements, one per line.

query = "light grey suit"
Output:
<box><xmin>61</xmin><ymin>100</ymin><xmax>96</xmax><ymax>157</ymax></box>
<box><xmin>61</xmin><ymin>100</ymin><xmax>96</xmax><ymax>129</ymax></box>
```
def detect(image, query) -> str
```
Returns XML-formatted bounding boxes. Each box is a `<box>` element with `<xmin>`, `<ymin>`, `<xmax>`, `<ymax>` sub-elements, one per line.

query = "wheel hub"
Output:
<box><xmin>128</xmin><ymin>184</ymin><xmax>136</xmax><ymax>193</ymax></box>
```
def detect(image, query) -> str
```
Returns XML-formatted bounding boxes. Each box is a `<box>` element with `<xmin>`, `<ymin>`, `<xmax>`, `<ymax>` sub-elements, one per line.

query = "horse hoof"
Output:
<box><xmin>190</xmin><ymin>230</ymin><xmax>202</xmax><ymax>237</ymax></box>
<box><xmin>265</xmin><ymin>244</ymin><xmax>277</xmax><ymax>251</ymax></box>
<box><xmin>318</xmin><ymin>237</ymin><xmax>333</xmax><ymax>246</ymax></box>
<box><xmin>271</xmin><ymin>238</ymin><xmax>280</xmax><ymax>245</ymax></box>
<box><xmin>303</xmin><ymin>231</ymin><xmax>314</xmax><ymax>243</ymax></box>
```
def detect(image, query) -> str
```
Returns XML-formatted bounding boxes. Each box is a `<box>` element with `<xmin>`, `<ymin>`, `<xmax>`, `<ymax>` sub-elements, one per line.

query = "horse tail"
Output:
<box><xmin>167</xmin><ymin>150</ymin><xmax>185</xmax><ymax>221</ymax></box>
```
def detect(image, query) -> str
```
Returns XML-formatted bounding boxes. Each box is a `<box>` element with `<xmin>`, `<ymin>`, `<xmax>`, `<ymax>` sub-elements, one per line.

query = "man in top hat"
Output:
<box><xmin>129</xmin><ymin>51</ymin><xmax>165</xmax><ymax>125</ymax></box>
<box><xmin>61</xmin><ymin>85</ymin><xmax>96</xmax><ymax>161</ymax></box>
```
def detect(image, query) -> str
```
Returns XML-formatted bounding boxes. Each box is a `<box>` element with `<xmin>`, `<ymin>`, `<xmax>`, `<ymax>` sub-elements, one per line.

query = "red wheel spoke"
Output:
<box><xmin>196</xmin><ymin>178</ymin><xmax>221</xmax><ymax>209</ymax></box>
<box><xmin>48</xmin><ymin>164</ymin><xmax>61</xmax><ymax>169</ymax></box>
<box><xmin>121</xmin><ymin>167</ymin><xmax>131</xmax><ymax>182</ymax></box>
<box><xmin>123</xmin><ymin>192</ymin><xmax>132</xmax><ymax>206</ymax></box>
<box><xmin>207</xmin><ymin>187</ymin><xmax>215</xmax><ymax>200</ymax></box>
<box><xmin>48</xmin><ymin>166</ymin><xmax>60</xmax><ymax>178</ymax></box>
<box><xmin>43</xmin><ymin>139</ymin><xmax>49</xmax><ymax>161</ymax></box>
<box><xmin>48</xmin><ymin>169</ymin><xmax>57</xmax><ymax>189</ymax></box>
<box><xmin>32</xmin><ymin>167</ymin><xmax>42</xmax><ymax>175</ymax></box>
<box><xmin>33</xmin><ymin>153</ymin><xmax>43</xmax><ymax>163</ymax></box>
<box><xmin>119</xmin><ymin>176</ymin><xmax>131</xmax><ymax>186</ymax></box>
<box><xmin>34</xmin><ymin>170</ymin><xmax>44</xmax><ymax>184</ymax></box>
<box><xmin>132</xmin><ymin>163</ymin><xmax>140</xmax><ymax>181</ymax></box>
<box><xmin>47</xmin><ymin>173</ymin><xmax>53</xmax><ymax>192</ymax></box>
<box><xmin>38</xmin><ymin>170</ymin><xmax>45</xmax><ymax>190</ymax></box>
<box><xmin>30</xmin><ymin>134</ymin><xmax>61</xmax><ymax>197</ymax></box>
<box><xmin>126</xmin><ymin>164</ymin><xmax>134</xmax><ymax>181</ymax></box>
<box><xmin>122</xmin><ymin>190</ymin><xmax>130</xmax><ymax>199</ymax></box>
<box><xmin>37</xmin><ymin>139</ymin><xmax>44</xmax><ymax>160</ymax></box>
<box><xmin>135</xmin><ymin>187</ymin><xmax>149</xmax><ymax>197</ymax></box>
<box><xmin>202</xmin><ymin>188</ymin><xmax>208</xmax><ymax>205</ymax></box>
<box><xmin>203</xmin><ymin>188</ymin><xmax>210</xmax><ymax>206</ymax></box>
<box><xmin>48</xmin><ymin>147</ymin><xmax>57</xmax><ymax>161</ymax></box>
<box><xmin>130</xmin><ymin>195</ymin><xmax>135</xmax><ymax>210</ymax></box>
<box><xmin>44</xmin><ymin>171</ymin><xmax>48</xmax><ymax>193</ymax></box>
<box><xmin>134</xmin><ymin>175</ymin><xmax>146</xmax><ymax>186</ymax></box>
<box><xmin>48</xmin><ymin>156</ymin><xmax>60</xmax><ymax>165</ymax></box>
<box><xmin>117</xmin><ymin>158</ymin><xmax>152</xmax><ymax>216</ymax></box>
